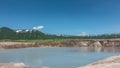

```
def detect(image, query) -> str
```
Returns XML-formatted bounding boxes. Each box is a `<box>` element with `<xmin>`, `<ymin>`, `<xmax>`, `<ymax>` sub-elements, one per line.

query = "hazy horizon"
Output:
<box><xmin>0</xmin><ymin>0</ymin><xmax>120</xmax><ymax>35</ymax></box>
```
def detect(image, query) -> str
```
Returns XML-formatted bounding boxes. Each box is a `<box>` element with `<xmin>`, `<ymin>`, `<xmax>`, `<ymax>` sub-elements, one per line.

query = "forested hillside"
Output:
<box><xmin>0</xmin><ymin>27</ymin><xmax>61</xmax><ymax>40</ymax></box>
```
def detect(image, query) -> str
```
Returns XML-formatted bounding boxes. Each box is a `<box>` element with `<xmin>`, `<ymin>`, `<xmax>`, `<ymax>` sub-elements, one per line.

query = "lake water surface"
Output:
<box><xmin>0</xmin><ymin>47</ymin><xmax>120</xmax><ymax>68</ymax></box>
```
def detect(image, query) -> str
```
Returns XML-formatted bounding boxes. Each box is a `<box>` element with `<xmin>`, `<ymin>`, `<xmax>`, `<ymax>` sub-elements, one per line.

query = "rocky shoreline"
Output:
<box><xmin>78</xmin><ymin>55</ymin><xmax>120</xmax><ymax>68</ymax></box>
<box><xmin>0</xmin><ymin>63</ymin><xmax>32</xmax><ymax>68</ymax></box>
<box><xmin>0</xmin><ymin>39</ymin><xmax>120</xmax><ymax>49</ymax></box>
<box><xmin>0</xmin><ymin>42</ymin><xmax>36</xmax><ymax>49</ymax></box>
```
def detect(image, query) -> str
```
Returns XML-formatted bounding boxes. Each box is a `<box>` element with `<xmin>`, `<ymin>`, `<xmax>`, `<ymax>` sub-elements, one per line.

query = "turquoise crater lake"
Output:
<box><xmin>0</xmin><ymin>47</ymin><xmax>120</xmax><ymax>68</ymax></box>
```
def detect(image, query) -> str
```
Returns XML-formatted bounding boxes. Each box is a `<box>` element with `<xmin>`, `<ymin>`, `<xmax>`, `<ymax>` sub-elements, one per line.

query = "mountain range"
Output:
<box><xmin>0</xmin><ymin>27</ymin><xmax>120</xmax><ymax>40</ymax></box>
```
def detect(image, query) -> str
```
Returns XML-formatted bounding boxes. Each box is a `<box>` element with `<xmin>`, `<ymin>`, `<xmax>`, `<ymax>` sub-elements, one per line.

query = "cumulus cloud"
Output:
<box><xmin>33</xmin><ymin>26</ymin><xmax>44</xmax><ymax>30</ymax></box>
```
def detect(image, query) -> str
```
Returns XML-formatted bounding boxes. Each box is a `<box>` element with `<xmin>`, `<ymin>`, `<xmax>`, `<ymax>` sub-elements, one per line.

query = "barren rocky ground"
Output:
<box><xmin>78</xmin><ymin>55</ymin><xmax>120</xmax><ymax>68</ymax></box>
<box><xmin>0</xmin><ymin>63</ymin><xmax>32</xmax><ymax>68</ymax></box>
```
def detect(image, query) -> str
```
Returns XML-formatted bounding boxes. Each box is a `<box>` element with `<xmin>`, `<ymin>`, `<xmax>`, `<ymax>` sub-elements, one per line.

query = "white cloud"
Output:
<box><xmin>78</xmin><ymin>32</ymin><xmax>89</xmax><ymax>36</ymax></box>
<box><xmin>33</xmin><ymin>26</ymin><xmax>44</xmax><ymax>30</ymax></box>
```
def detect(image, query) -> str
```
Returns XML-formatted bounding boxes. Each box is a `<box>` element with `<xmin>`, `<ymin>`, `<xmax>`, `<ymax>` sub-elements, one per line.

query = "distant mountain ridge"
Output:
<box><xmin>0</xmin><ymin>27</ymin><xmax>120</xmax><ymax>40</ymax></box>
<box><xmin>0</xmin><ymin>27</ymin><xmax>54</xmax><ymax>40</ymax></box>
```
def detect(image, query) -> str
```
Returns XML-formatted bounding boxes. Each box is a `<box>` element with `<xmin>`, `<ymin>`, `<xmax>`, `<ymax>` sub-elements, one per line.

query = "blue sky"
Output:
<box><xmin>0</xmin><ymin>0</ymin><xmax>120</xmax><ymax>35</ymax></box>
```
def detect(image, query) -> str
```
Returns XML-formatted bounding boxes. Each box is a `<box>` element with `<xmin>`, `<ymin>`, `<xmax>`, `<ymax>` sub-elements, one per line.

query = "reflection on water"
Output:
<box><xmin>101</xmin><ymin>47</ymin><xmax>120</xmax><ymax>52</ymax></box>
<box><xmin>69</xmin><ymin>47</ymin><xmax>120</xmax><ymax>53</ymax></box>
<box><xmin>0</xmin><ymin>47</ymin><xmax>119</xmax><ymax>68</ymax></box>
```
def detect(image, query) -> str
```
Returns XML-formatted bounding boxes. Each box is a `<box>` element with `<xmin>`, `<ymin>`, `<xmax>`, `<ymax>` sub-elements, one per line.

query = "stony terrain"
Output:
<box><xmin>78</xmin><ymin>55</ymin><xmax>120</xmax><ymax>68</ymax></box>
<box><xmin>0</xmin><ymin>63</ymin><xmax>32</xmax><ymax>68</ymax></box>
<box><xmin>0</xmin><ymin>39</ymin><xmax>120</xmax><ymax>49</ymax></box>
<box><xmin>0</xmin><ymin>42</ymin><xmax>36</xmax><ymax>49</ymax></box>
